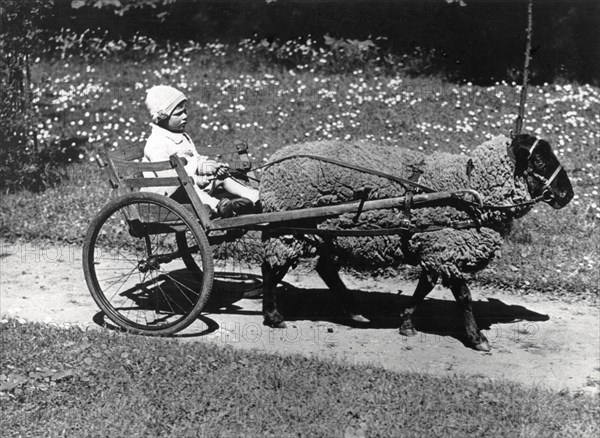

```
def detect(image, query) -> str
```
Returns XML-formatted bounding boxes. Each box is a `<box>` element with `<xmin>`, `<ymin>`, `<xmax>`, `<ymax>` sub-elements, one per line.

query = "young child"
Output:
<box><xmin>141</xmin><ymin>85</ymin><xmax>259</xmax><ymax>218</ymax></box>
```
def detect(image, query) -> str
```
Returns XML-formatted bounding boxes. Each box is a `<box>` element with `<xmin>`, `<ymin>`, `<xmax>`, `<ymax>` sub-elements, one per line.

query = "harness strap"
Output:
<box><xmin>529</xmin><ymin>138</ymin><xmax>541</xmax><ymax>156</ymax></box>
<box><xmin>261</xmin><ymin>154</ymin><xmax>436</xmax><ymax>193</ymax></box>
<box><xmin>542</xmin><ymin>164</ymin><xmax>563</xmax><ymax>191</ymax></box>
<box><xmin>404</xmin><ymin>190</ymin><xmax>414</xmax><ymax>220</ymax></box>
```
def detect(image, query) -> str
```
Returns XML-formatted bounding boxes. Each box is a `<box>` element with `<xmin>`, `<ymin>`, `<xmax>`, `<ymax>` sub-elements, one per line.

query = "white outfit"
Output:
<box><xmin>141</xmin><ymin>123</ymin><xmax>220</xmax><ymax>210</ymax></box>
<box><xmin>141</xmin><ymin>123</ymin><xmax>259</xmax><ymax>211</ymax></box>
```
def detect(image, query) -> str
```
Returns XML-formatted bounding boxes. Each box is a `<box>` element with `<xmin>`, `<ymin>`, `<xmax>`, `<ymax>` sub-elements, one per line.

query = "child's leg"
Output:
<box><xmin>221</xmin><ymin>177</ymin><xmax>259</xmax><ymax>203</ymax></box>
<box><xmin>193</xmin><ymin>185</ymin><xmax>220</xmax><ymax>212</ymax></box>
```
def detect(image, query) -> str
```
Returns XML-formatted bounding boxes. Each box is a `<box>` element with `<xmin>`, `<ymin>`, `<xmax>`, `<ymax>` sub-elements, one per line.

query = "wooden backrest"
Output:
<box><xmin>100</xmin><ymin>141</ymin><xmax>257</xmax><ymax>184</ymax></box>
<box><xmin>98</xmin><ymin>146</ymin><xmax>178</xmax><ymax>190</ymax></box>
<box><xmin>96</xmin><ymin>144</ymin><xmax>213</xmax><ymax>229</ymax></box>
<box><xmin>97</xmin><ymin>141</ymin><xmax>258</xmax><ymax>230</ymax></box>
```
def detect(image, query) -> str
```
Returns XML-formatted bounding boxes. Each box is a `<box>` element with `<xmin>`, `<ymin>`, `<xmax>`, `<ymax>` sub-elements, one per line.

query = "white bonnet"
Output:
<box><xmin>145</xmin><ymin>85</ymin><xmax>187</xmax><ymax>123</ymax></box>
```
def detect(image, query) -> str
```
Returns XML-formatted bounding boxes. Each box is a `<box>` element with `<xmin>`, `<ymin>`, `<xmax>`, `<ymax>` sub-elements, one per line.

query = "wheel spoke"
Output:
<box><xmin>210</xmin><ymin>230</ymin><xmax>263</xmax><ymax>300</ymax></box>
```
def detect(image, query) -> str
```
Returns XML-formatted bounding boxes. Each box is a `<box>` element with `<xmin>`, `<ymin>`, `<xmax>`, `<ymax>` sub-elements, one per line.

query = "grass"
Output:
<box><xmin>477</xmin><ymin>210</ymin><xmax>599</xmax><ymax>301</ymax></box>
<box><xmin>0</xmin><ymin>41</ymin><xmax>598</xmax><ymax>301</ymax></box>
<box><xmin>1</xmin><ymin>319</ymin><xmax>599</xmax><ymax>437</ymax></box>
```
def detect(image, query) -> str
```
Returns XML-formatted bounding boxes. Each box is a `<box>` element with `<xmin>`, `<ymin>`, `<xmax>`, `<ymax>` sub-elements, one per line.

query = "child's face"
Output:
<box><xmin>166</xmin><ymin>101</ymin><xmax>188</xmax><ymax>132</ymax></box>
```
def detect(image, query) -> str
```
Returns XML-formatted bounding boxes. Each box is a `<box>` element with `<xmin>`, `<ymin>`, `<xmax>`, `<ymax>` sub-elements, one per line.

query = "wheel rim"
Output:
<box><xmin>88</xmin><ymin>197</ymin><xmax>210</xmax><ymax>332</ymax></box>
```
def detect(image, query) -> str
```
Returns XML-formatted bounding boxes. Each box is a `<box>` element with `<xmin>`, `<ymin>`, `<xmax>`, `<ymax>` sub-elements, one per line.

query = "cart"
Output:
<box><xmin>83</xmin><ymin>142</ymin><xmax>482</xmax><ymax>336</ymax></box>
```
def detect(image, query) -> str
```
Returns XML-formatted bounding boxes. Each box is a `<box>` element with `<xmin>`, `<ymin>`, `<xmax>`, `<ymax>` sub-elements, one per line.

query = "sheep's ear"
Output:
<box><xmin>466</xmin><ymin>159</ymin><xmax>474</xmax><ymax>178</ymax></box>
<box><xmin>514</xmin><ymin>147</ymin><xmax>529</xmax><ymax>175</ymax></box>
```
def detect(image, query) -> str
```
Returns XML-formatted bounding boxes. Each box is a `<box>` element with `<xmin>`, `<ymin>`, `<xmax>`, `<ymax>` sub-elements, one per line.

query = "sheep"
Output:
<box><xmin>258</xmin><ymin>134</ymin><xmax>574</xmax><ymax>351</ymax></box>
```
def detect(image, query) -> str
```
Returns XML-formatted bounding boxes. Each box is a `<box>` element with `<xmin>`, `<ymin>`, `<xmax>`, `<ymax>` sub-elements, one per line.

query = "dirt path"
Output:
<box><xmin>1</xmin><ymin>240</ymin><xmax>598</xmax><ymax>394</ymax></box>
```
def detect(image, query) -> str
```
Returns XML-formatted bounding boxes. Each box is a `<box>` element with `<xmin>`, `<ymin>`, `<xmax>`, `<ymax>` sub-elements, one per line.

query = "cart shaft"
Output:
<box><xmin>210</xmin><ymin>191</ymin><xmax>461</xmax><ymax>230</ymax></box>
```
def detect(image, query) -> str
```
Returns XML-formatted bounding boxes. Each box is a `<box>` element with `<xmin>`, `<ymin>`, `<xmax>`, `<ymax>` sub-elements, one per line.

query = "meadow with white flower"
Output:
<box><xmin>1</xmin><ymin>37</ymin><xmax>598</xmax><ymax>299</ymax></box>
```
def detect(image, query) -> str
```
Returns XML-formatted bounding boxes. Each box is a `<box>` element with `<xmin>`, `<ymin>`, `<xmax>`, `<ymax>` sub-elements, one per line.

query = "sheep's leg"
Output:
<box><xmin>315</xmin><ymin>253</ymin><xmax>370</xmax><ymax>324</ymax></box>
<box><xmin>399</xmin><ymin>269</ymin><xmax>437</xmax><ymax>337</ymax></box>
<box><xmin>449</xmin><ymin>279</ymin><xmax>491</xmax><ymax>352</ymax></box>
<box><xmin>262</xmin><ymin>260</ymin><xmax>291</xmax><ymax>329</ymax></box>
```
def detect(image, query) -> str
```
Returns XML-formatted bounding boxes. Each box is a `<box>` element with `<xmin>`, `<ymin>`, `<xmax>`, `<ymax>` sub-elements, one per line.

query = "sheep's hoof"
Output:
<box><xmin>399</xmin><ymin>327</ymin><xmax>418</xmax><ymax>337</ymax></box>
<box><xmin>473</xmin><ymin>340</ymin><xmax>491</xmax><ymax>352</ymax></box>
<box><xmin>263</xmin><ymin>319</ymin><xmax>287</xmax><ymax>329</ymax></box>
<box><xmin>350</xmin><ymin>314</ymin><xmax>370</xmax><ymax>324</ymax></box>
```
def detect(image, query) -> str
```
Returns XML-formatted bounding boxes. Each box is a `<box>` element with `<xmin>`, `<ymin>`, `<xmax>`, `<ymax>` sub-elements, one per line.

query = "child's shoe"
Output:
<box><xmin>230</xmin><ymin>197</ymin><xmax>254</xmax><ymax>215</ymax></box>
<box><xmin>216</xmin><ymin>198</ymin><xmax>234</xmax><ymax>218</ymax></box>
<box><xmin>216</xmin><ymin>198</ymin><xmax>253</xmax><ymax>218</ymax></box>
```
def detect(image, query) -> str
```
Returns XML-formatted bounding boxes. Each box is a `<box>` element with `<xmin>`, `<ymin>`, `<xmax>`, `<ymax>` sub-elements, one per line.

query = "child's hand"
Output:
<box><xmin>197</xmin><ymin>159</ymin><xmax>219</xmax><ymax>176</ymax></box>
<box><xmin>198</xmin><ymin>160</ymin><xmax>229</xmax><ymax>179</ymax></box>
<box><xmin>214</xmin><ymin>162</ymin><xmax>230</xmax><ymax>179</ymax></box>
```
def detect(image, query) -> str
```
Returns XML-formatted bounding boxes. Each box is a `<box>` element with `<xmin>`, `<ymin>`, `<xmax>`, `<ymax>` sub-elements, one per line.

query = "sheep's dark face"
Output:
<box><xmin>509</xmin><ymin>134</ymin><xmax>574</xmax><ymax>209</ymax></box>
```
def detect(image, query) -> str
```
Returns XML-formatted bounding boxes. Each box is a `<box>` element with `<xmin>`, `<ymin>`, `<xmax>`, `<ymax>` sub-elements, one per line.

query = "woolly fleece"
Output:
<box><xmin>259</xmin><ymin>136</ymin><xmax>529</xmax><ymax>282</ymax></box>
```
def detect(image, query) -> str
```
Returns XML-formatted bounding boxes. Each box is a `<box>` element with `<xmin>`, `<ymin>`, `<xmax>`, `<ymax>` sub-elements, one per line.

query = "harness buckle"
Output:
<box><xmin>352</xmin><ymin>188</ymin><xmax>371</xmax><ymax>223</ymax></box>
<box><xmin>404</xmin><ymin>191</ymin><xmax>414</xmax><ymax>220</ymax></box>
<box><xmin>542</xmin><ymin>188</ymin><xmax>554</xmax><ymax>202</ymax></box>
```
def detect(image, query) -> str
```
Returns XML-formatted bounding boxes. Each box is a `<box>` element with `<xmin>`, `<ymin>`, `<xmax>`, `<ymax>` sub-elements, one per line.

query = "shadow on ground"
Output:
<box><xmin>208</xmin><ymin>283</ymin><xmax>550</xmax><ymax>347</ymax></box>
<box><xmin>90</xmin><ymin>270</ymin><xmax>549</xmax><ymax>348</ymax></box>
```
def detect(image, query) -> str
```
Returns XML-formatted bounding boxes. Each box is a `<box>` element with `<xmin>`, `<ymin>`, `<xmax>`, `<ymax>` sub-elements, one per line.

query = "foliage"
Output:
<box><xmin>53</xmin><ymin>0</ymin><xmax>598</xmax><ymax>85</ymax></box>
<box><xmin>0</xmin><ymin>0</ymin><xmax>53</xmax><ymax>113</ymax></box>
<box><xmin>2</xmin><ymin>319</ymin><xmax>599</xmax><ymax>437</ymax></box>
<box><xmin>0</xmin><ymin>0</ymin><xmax>84</xmax><ymax>193</ymax></box>
<box><xmin>244</xmin><ymin>35</ymin><xmax>390</xmax><ymax>74</ymax></box>
<box><xmin>71</xmin><ymin>0</ymin><xmax>174</xmax><ymax>17</ymax></box>
<box><xmin>0</xmin><ymin>133</ymin><xmax>74</xmax><ymax>193</ymax></box>
<box><xmin>51</xmin><ymin>28</ymin><xmax>159</xmax><ymax>61</ymax></box>
<box><xmin>233</xmin><ymin>34</ymin><xmax>447</xmax><ymax>78</ymax></box>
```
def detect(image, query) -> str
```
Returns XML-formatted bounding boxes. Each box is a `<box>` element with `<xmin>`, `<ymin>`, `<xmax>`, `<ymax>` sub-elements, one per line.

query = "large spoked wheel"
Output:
<box><xmin>83</xmin><ymin>192</ymin><xmax>214</xmax><ymax>336</ymax></box>
<box><xmin>178</xmin><ymin>227</ymin><xmax>264</xmax><ymax>304</ymax></box>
